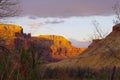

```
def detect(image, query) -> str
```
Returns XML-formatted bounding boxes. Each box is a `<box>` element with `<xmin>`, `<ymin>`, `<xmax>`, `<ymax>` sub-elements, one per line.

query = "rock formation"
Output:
<box><xmin>35</xmin><ymin>35</ymin><xmax>86</xmax><ymax>61</ymax></box>
<box><xmin>0</xmin><ymin>24</ymin><xmax>22</xmax><ymax>33</ymax></box>
<box><xmin>0</xmin><ymin>24</ymin><xmax>86</xmax><ymax>62</ymax></box>
<box><xmin>0</xmin><ymin>24</ymin><xmax>23</xmax><ymax>49</ymax></box>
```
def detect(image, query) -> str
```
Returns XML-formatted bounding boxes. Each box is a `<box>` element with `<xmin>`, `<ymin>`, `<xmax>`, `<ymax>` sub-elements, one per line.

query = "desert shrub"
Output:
<box><xmin>0</xmin><ymin>46</ymin><xmax>44</xmax><ymax>80</ymax></box>
<box><xmin>42</xmin><ymin>67</ymin><xmax>120</xmax><ymax>80</ymax></box>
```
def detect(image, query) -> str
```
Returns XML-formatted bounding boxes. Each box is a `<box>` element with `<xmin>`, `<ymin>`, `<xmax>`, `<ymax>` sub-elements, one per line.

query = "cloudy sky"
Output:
<box><xmin>4</xmin><ymin>0</ymin><xmax>120</xmax><ymax>46</ymax></box>
<box><xmin>20</xmin><ymin>0</ymin><xmax>116</xmax><ymax>17</ymax></box>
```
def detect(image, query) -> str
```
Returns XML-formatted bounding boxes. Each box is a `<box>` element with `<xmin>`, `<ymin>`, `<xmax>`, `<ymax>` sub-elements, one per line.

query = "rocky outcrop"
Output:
<box><xmin>0</xmin><ymin>24</ymin><xmax>32</xmax><ymax>50</ymax></box>
<box><xmin>36</xmin><ymin>35</ymin><xmax>86</xmax><ymax>60</ymax></box>
<box><xmin>0</xmin><ymin>24</ymin><xmax>86</xmax><ymax>62</ymax></box>
<box><xmin>113</xmin><ymin>24</ymin><xmax>120</xmax><ymax>32</ymax></box>
<box><xmin>0</xmin><ymin>24</ymin><xmax>23</xmax><ymax>49</ymax></box>
<box><xmin>0</xmin><ymin>24</ymin><xmax>22</xmax><ymax>33</ymax></box>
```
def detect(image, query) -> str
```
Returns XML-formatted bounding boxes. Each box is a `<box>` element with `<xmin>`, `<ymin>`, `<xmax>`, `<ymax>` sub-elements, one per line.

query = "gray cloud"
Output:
<box><xmin>23</xmin><ymin>16</ymin><xmax>65</xmax><ymax>32</ymax></box>
<box><xmin>27</xmin><ymin>16</ymin><xmax>65</xmax><ymax>24</ymax></box>
<box><xmin>27</xmin><ymin>22</ymin><xmax>43</xmax><ymax>29</ymax></box>
<box><xmin>20</xmin><ymin>0</ymin><xmax>118</xmax><ymax>17</ymax></box>
<box><xmin>28</xmin><ymin>16</ymin><xmax>39</xmax><ymax>20</ymax></box>
<box><xmin>45</xmin><ymin>20</ymin><xmax>64</xmax><ymax>24</ymax></box>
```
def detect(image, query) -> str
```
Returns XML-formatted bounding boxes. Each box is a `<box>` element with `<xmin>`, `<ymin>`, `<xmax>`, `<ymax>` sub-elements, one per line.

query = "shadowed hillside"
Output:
<box><xmin>41</xmin><ymin>24</ymin><xmax>120</xmax><ymax>80</ymax></box>
<box><xmin>45</xmin><ymin>24</ymin><xmax>120</xmax><ymax>68</ymax></box>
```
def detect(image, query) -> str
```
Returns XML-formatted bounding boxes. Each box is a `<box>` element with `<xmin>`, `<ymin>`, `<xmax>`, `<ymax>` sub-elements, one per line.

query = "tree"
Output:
<box><xmin>0</xmin><ymin>0</ymin><xmax>20</xmax><ymax>18</ymax></box>
<box><xmin>113</xmin><ymin>1</ymin><xmax>120</xmax><ymax>24</ymax></box>
<box><xmin>90</xmin><ymin>20</ymin><xmax>108</xmax><ymax>40</ymax></box>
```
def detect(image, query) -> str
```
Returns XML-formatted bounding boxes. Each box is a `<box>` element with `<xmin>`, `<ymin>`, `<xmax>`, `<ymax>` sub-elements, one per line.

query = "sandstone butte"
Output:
<box><xmin>0</xmin><ymin>24</ymin><xmax>23</xmax><ymax>49</ymax></box>
<box><xmin>0</xmin><ymin>24</ymin><xmax>86</xmax><ymax>62</ymax></box>
<box><xmin>35</xmin><ymin>35</ymin><xmax>86</xmax><ymax>60</ymax></box>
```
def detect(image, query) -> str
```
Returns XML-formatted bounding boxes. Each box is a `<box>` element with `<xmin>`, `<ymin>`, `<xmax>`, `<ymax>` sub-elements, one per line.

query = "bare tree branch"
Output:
<box><xmin>91</xmin><ymin>20</ymin><xmax>108</xmax><ymax>40</ymax></box>
<box><xmin>92</xmin><ymin>20</ymin><xmax>120</xmax><ymax>60</ymax></box>
<box><xmin>0</xmin><ymin>0</ymin><xmax>20</xmax><ymax>18</ymax></box>
<box><xmin>113</xmin><ymin>1</ymin><xmax>120</xmax><ymax>24</ymax></box>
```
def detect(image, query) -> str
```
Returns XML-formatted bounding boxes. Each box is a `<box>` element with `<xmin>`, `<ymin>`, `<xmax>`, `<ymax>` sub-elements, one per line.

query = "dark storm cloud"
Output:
<box><xmin>20</xmin><ymin>0</ymin><xmax>118</xmax><ymax>17</ymax></box>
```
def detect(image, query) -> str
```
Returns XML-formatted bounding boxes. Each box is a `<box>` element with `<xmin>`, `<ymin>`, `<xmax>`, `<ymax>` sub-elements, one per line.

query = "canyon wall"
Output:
<box><xmin>0</xmin><ymin>24</ymin><xmax>86</xmax><ymax>62</ymax></box>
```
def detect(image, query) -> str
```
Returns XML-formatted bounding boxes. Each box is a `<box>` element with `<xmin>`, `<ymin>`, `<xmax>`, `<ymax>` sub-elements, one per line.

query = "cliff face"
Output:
<box><xmin>0</xmin><ymin>24</ymin><xmax>86</xmax><ymax>62</ymax></box>
<box><xmin>0</xmin><ymin>24</ymin><xmax>22</xmax><ymax>32</ymax></box>
<box><xmin>0</xmin><ymin>24</ymin><xmax>23</xmax><ymax>49</ymax></box>
<box><xmin>36</xmin><ymin>35</ymin><xmax>86</xmax><ymax>60</ymax></box>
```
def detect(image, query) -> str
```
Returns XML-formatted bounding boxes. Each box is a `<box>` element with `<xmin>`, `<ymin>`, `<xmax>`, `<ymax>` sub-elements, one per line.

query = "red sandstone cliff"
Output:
<box><xmin>36</xmin><ymin>35</ymin><xmax>86</xmax><ymax>60</ymax></box>
<box><xmin>0</xmin><ymin>24</ymin><xmax>86</xmax><ymax>62</ymax></box>
<box><xmin>0</xmin><ymin>24</ymin><xmax>23</xmax><ymax>49</ymax></box>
